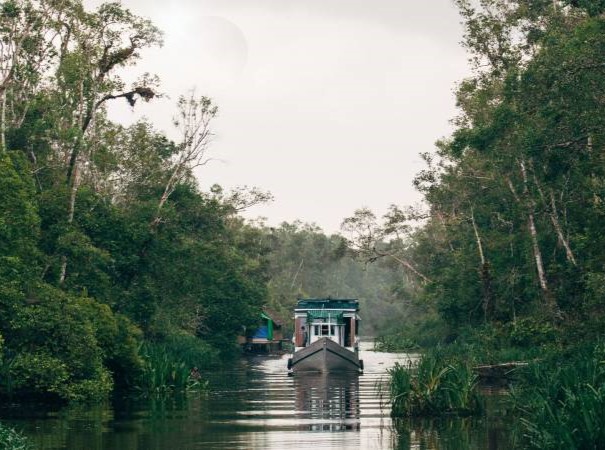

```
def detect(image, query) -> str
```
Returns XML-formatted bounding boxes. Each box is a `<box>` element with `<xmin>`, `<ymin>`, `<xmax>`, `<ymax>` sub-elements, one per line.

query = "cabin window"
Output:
<box><xmin>312</xmin><ymin>324</ymin><xmax>338</xmax><ymax>336</ymax></box>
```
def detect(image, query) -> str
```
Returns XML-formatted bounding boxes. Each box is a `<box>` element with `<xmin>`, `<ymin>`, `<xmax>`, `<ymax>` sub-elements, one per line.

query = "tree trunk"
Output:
<box><xmin>470</xmin><ymin>207</ymin><xmax>493</xmax><ymax>321</ymax></box>
<box><xmin>528</xmin><ymin>161</ymin><xmax>577</xmax><ymax>266</ymax></box>
<box><xmin>59</xmin><ymin>161</ymin><xmax>80</xmax><ymax>284</ymax></box>
<box><xmin>527</xmin><ymin>211</ymin><xmax>548</xmax><ymax>292</ymax></box>
<box><xmin>290</xmin><ymin>259</ymin><xmax>304</xmax><ymax>289</ymax></box>
<box><xmin>1</xmin><ymin>89</ymin><xmax>6</xmax><ymax>151</ymax></box>
<box><xmin>386</xmin><ymin>252</ymin><xmax>432</xmax><ymax>284</ymax></box>
<box><xmin>61</xmin><ymin>77</ymin><xmax>88</xmax><ymax>284</ymax></box>
<box><xmin>518</xmin><ymin>159</ymin><xmax>561</xmax><ymax>317</ymax></box>
<box><xmin>549</xmin><ymin>190</ymin><xmax>577</xmax><ymax>266</ymax></box>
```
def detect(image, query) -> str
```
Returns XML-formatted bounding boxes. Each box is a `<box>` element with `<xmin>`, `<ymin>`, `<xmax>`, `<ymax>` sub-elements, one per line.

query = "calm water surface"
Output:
<box><xmin>1</xmin><ymin>344</ymin><xmax>516</xmax><ymax>449</ymax></box>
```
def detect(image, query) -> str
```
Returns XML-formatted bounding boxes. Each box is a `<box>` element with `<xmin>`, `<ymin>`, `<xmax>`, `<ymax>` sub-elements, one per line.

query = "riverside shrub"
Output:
<box><xmin>389</xmin><ymin>348</ymin><xmax>482</xmax><ymax>417</ymax></box>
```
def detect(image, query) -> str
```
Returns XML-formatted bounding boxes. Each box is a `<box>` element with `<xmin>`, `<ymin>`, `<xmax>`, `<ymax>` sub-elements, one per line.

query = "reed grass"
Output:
<box><xmin>511</xmin><ymin>343</ymin><xmax>605</xmax><ymax>449</ymax></box>
<box><xmin>0</xmin><ymin>422</ymin><xmax>31</xmax><ymax>450</ymax></box>
<box><xmin>389</xmin><ymin>348</ymin><xmax>482</xmax><ymax>417</ymax></box>
<box><xmin>136</xmin><ymin>335</ymin><xmax>215</xmax><ymax>395</ymax></box>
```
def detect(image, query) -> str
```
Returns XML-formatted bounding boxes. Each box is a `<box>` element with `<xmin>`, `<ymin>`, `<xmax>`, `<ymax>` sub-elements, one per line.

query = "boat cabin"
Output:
<box><xmin>293</xmin><ymin>298</ymin><xmax>360</xmax><ymax>353</ymax></box>
<box><xmin>238</xmin><ymin>309</ymin><xmax>285</xmax><ymax>353</ymax></box>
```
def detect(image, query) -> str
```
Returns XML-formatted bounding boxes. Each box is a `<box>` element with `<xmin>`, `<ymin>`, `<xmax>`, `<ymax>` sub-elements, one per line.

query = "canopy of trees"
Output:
<box><xmin>6</xmin><ymin>0</ymin><xmax>604</xmax><ymax>402</ymax></box>
<box><xmin>345</xmin><ymin>0</ymin><xmax>605</xmax><ymax>342</ymax></box>
<box><xmin>0</xmin><ymin>0</ymin><xmax>268</xmax><ymax>401</ymax></box>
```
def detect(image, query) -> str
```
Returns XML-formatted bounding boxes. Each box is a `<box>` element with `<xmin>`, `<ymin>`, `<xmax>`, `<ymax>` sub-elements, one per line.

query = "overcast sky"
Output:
<box><xmin>86</xmin><ymin>0</ymin><xmax>470</xmax><ymax>234</ymax></box>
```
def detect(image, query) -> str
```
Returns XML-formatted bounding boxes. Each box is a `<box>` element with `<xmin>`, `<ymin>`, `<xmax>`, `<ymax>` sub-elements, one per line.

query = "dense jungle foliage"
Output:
<box><xmin>343</xmin><ymin>0</ymin><xmax>605</xmax><ymax>352</ymax></box>
<box><xmin>360</xmin><ymin>2</ymin><xmax>605</xmax><ymax>447</ymax></box>
<box><xmin>0</xmin><ymin>0</ymin><xmax>273</xmax><ymax>402</ymax></box>
<box><xmin>3</xmin><ymin>9</ymin><xmax>605</xmax><ymax>448</ymax></box>
<box><xmin>0</xmin><ymin>0</ymin><xmax>410</xmax><ymax>403</ymax></box>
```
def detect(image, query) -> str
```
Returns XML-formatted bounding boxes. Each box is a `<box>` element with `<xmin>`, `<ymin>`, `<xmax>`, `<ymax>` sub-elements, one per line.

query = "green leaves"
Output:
<box><xmin>1</xmin><ymin>1</ymin><xmax>20</xmax><ymax>20</ymax></box>
<box><xmin>0</xmin><ymin>152</ymin><xmax>39</xmax><ymax>269</ymax></box>
<box><xmin>389</xmin><ymin>349</ymin><xmax>482</xmax><ymax>417</ymax></box>
<box><xmin>0</xmin><ymin>421</ymin><xmax>32</xmax><ymax>450</ymax></box>
<box><xmin>513</xmin><ymin>344</ymin><xmax>605</xmax><ymax>448</ymax></box>
<box><xmin>406</xmin><ymin>2</ymin><xmax>605</xmax><ymax>330</ymax></box>
<box><xmin>0</xmin><ymin>0</ymin><xmax>273</xmax><ymax>404</ymax></box>
<box><xmin>564</xmin><ymin>0</ymin><xmax>605</xmax><ymax>17</ymax></box>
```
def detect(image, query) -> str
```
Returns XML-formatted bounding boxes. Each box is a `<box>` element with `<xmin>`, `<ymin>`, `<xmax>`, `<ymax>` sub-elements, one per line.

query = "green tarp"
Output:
<box><xmin>296</xmin><ymin>298</ymin><xmax>359</xmax><ymax>311</ymax></box>
<box><xmin>306</xmin><ymin>310</ymin><xmax>345</xmax><ymax>324</ymax></box>
<box><xmin>260</xmin><ymin>312</ymin><xmax>273</xmax><ymax>340</ymax></box>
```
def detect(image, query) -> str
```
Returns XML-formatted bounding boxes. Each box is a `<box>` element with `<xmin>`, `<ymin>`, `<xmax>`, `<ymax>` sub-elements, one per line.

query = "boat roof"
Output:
<box><xmin>295</xmin><ymin>298</ymin><xmax>359</xmax><ymax>311</ymax></box>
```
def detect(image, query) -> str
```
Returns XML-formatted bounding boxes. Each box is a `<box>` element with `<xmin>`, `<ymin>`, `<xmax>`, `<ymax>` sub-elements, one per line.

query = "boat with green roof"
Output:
<box><xmin>287</xmin><ymin>298</ymin><xmax>363</xmax><ymax>373</ymax></box>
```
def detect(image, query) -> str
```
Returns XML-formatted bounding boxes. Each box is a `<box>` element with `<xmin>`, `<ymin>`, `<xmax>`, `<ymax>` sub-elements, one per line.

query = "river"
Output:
<box><xmin>0</xmin><ymin>344</ymin><xmax>516</xmax><ymax>449</ymax></box>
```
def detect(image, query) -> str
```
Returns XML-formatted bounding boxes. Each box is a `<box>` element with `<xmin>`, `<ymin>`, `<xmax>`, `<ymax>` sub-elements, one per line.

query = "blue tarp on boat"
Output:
<box><xmin>253</xmin><ymin>325</ymin><xmax>269</xmax><ymax>339</ymax></box>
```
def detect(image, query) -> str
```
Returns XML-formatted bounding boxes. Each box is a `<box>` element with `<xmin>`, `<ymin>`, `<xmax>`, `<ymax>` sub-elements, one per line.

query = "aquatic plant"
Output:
<box><xmin>511</xmin><ymin>343</ymin><xmax>605</xmax><ymax>449</ymax></box>
<box><xmin>0</xmin><ymin>422</ymin><xmax>31</xmax><ymax>450</ymax></box>
<box><xmin>389</xmin><ymin>349</ymin><xmax>482</xmax><ymax>417</ymax></box>
<box><xmin>136</xmin><ymin>335</ymin><xmax>215</xmax><ymax>395</ymax></box>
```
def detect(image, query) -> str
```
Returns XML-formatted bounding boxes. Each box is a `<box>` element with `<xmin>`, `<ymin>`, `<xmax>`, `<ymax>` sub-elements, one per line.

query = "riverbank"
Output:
<box><xmin>379</xmin><ymin>329</ymin><xmax>605</xmax><ymax>449</ymax></box>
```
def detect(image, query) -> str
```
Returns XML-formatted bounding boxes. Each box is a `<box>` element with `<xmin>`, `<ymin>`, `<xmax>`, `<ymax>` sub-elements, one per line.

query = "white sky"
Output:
<box><xmin>87</xmin><ymin>0</ymin><xmax>470</xmax><ymax>234</ymax></box>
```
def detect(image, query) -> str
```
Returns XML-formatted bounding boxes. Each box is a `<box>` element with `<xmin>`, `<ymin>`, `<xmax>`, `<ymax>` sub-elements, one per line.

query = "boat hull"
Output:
<box><xmin>290</xmin><ymin>337</ymin><xmax>362</xmax><ymax>373</ymax></box>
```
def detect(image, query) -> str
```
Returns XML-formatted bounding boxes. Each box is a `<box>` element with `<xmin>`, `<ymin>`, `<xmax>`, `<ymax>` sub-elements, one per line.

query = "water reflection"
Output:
<box><xmin>293</xmin><ymin>373</ymin><xmax>360</xmax><ymax>432</ymax></box>
<box><xmin>392</xmin><ymin>389</ymin><xmax>518</xmax><ymax>450</ymax></box>
<box><xmin>0</xmin><ymin>349</ymin><xmax>516</xmax><ymax>449</ymax></box>
<box><xmin>393</xmin><ymin>417</ymin><xmax>512</xmax><ymax>450</ymax></box>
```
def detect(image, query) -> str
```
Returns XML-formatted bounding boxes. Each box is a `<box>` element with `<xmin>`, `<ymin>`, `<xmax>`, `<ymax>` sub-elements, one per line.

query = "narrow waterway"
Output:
<box><xmin>1</xmin><ymin>344</ymin><xmax>516</xmax><ymax>449</ymax></box>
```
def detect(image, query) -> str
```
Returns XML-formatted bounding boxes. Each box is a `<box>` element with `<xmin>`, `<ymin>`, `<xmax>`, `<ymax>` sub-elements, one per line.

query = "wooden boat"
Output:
<box><xmin>288</xmin><ymin>298</ymin><xmax>363</xmax><ymax>373</ymax></box>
